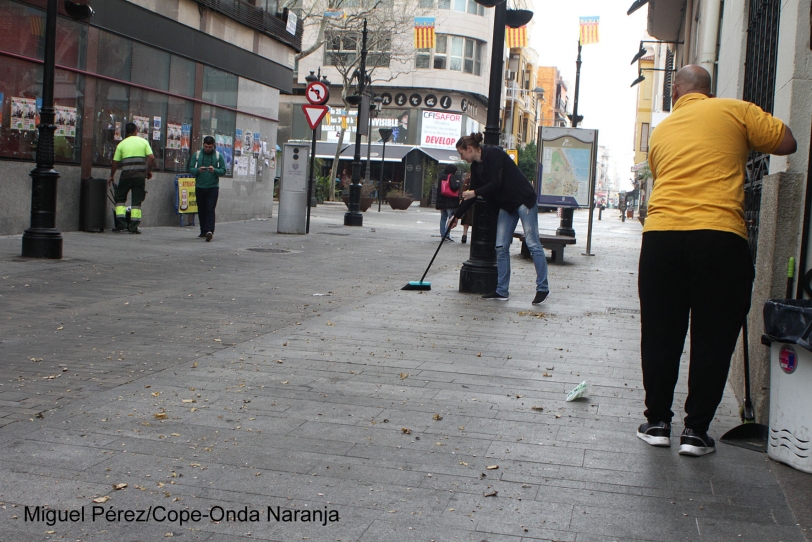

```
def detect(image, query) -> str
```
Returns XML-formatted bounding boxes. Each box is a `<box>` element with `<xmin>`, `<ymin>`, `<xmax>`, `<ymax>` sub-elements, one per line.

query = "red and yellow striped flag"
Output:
<box><xmin>505</xmin><ymin>26</ymin><xmax>528</xmax><ymax>49</ymax></box>
<box><xmin>579</xmin><ymin>16</ymin><xmax>599</xmax><ymax>45</ymax></box>
<box><xmin>29</xmin><ymin>15</ymin><xmax>44</xmax><ymax>37</ymax></box>
<box><xmin>414</xmin><ymin>17</ymin><xmax>436</xmax><ymax>49</ymax></box>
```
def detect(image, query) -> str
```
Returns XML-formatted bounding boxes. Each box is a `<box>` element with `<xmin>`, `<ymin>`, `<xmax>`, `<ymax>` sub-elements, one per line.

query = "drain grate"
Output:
<box><xmin>318</xmin><ymin>232</ymin><xmax>351</xmax><ymax>236</ymax></box>
<box><xmin>606</xmin><ymin>307</ymin><xmax>640</xmax><ymax>314</ymax></box>
<box><xmin>246</xmin><ymin>248</ymin><xmax>291</xmax><ymax>253</ymax></box>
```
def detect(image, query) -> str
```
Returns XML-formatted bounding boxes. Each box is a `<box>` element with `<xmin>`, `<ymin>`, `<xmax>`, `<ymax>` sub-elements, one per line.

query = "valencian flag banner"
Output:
<box><xmin>579</xmin><ymin>16</ymin><xmax>600</xmax><ymax>44</ymax></box>
<box><xmin>414</xmin><ymin>17</ymin><xmax>436</xmax><ymax>49</ymax></box>
<box><xmin>505</xmin><ymin>26</ymin><xmax>528</xmax><ymax>48</ymax></box>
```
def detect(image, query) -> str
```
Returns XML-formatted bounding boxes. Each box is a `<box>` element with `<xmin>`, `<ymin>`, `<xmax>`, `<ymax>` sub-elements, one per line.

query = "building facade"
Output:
<box><xmin>0</xmin><ymin>0</ymin><xmax>301</xmax><ymax>235</ymax></box>
<box><xmin>535</xmin><ymin>66</ymin><xmax>569</xmax><ymax>129</ymax></box>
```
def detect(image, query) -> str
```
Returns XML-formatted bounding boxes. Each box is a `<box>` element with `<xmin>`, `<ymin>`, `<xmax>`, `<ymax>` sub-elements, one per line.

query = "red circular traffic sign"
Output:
<box><xmin>305</xmin><ymin>81</ymin><xmax>330</xmax><ymax>105</ymax></box>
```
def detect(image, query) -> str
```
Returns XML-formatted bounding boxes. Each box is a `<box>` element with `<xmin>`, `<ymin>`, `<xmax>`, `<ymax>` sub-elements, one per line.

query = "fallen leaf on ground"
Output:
<box><xmin>154</xmin><ymin>413</ymin><xmax>167</xmax><ymax>419</ymax></box>
<box><xmin>92</xmin><ymin>496</ymin><xmax>110</xmax><ymax>503</ymax></box>
<box><xmin>401</xmin><ymin>428</ymin><xmax>412</xmax><ymax>434</ymax></box>
<box><xmin>484</xmin><ymin>490</ymin><xmax>498</xmax><ymax>497</ymax></box>
<box><xmin>399</xmin><ymin>373</ymin><xmax>409</xmax><ymax>379</ymax></box>
<box><xmin>432</xmin><ymin>414</ymin><xmax>443</xmax><ymax>420</ymax></box>
<box><xmin>113</xmin><ymin>483</ymin><xmax>127</xmax><ymax>490</ymax></box>
<box><xmin>531</xmin><ymin>406</ymin><xmax>544</xmax><ymax>411</ymax></box>
<box><xmin>486</xmin><ymin>465</ymin><xmax>499</xmax><ymax>470</ymax></box>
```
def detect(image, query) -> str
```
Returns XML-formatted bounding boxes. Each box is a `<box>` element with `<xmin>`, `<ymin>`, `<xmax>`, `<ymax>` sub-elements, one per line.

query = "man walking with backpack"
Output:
<box><xmin>189</xmin><ymin>136</ymin><xmax>226</xmax><ymax>241</ymax></box>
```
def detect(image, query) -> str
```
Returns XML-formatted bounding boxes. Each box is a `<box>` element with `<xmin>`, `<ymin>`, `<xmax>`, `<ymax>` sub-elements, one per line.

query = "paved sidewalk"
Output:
<box><xmin>0</xmin><ymin>204</ymin><xmax>808</xmax><ymax>541</ymax></box>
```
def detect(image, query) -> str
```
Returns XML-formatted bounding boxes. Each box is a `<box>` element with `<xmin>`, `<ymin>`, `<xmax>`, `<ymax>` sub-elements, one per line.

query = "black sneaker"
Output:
<box><xmin>636</xmin><ymin>421</ymin><xmax>671</xmax><ymax>446</ymax></box>
<box><xmin>198</xmin><ymin>233</ymin><xmax>207</xmax><ymax>238</ymax></box>
<box><xmin>461</xmin><ymin>234</ymin><xmax>467</xmax><ymax>244</ymax></box>
<box><xmin>679</xmin><ymin>428</ymin><xmax>715</xmax><ymax>456</ymax></box>
<box><xmin>205</xmin><ymin>232</ymin><xmax>213</xmax><ymax>242</ymax></box>
<box><xmin>129</xmin><ymin>229</ymin><xmax>141</xmax><ymax>235</ymax></box>
<box><xmin>532</xmin><ymin>291</ymin><xmax>550</xmax><ymax>305</ymax></box>
<box><xmin>482</xmin><ymin>291</ymin><xmax>509</xmax><ymax>301</ymax></box>
<box><xmin>112</xmin><ymin>228</ymin><xmax>126</xmax><ymax>233</ymax></box>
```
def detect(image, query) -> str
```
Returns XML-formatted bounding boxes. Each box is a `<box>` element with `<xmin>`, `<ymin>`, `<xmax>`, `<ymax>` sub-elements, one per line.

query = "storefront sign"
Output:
<box><xmin>420</xmin><ymin>110</ymin><xmax>461</xmax><ymax>150</ymax></box>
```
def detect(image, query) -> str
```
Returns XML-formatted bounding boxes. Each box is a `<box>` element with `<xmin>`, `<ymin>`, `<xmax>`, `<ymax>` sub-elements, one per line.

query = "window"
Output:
<box><xmin>93</xmin><ymin>81</ymin><xmax>130</xmax><ymax>166</ymax></box>
<box><xmin>466</xmin><ymin>0</ymin><xmax>477</xmax><ymax>14</ymax></box>
<box><xmin>640</xmin><ymin>122</ymin><xmax>650</xmax><ymax>152</ymax></box>
<box><xmin>132</xmin><ymin>43</ymin><xmax>170</xmax><ymax>90</ymax></box>
<box><xmin>449</xmin><ymin>36</ymin><xmax>463</xmax><ymax>72</ymax></box>
<box><xmin>419</xmin><ymin>0</ymin><xmax>433</xmax><ymax>7</ymax></box>
<box><xmin>453</xmin><ymin>0</ymin><xmax>465</xmax><ymax>11</ymax></box>
<box><xmin>433</xmin><ymin>35</ymin><xmax>447</xmax><ymax>70</ymax></box>
<box><xmin>415</xmin><ymin>34</ymin><xmax>484</xmax><ymax>74</ymax></box>
<box><xmin>437</xmin><ymin>0</ymin><xmax>450</xmax><ymax>7</ymax></box>
<box><xmin>325</xmin><ymin>31</ymin><xmax>390</xmax><ymax>68</ymax></box>
<box><xmin>203</xmin><ymin>66</ymin><xmax>238</xmax><ymax>108</ymax></box>
<box><xmin>463</xmin><ymin>38</ymin><xmax>474</xmax><ymax>74</ymax></box>
<box><xmin>200</xmin><ymin>106</ymin><xmax>236</xmax><ymax>177</ymax></box>
<box><xmin>97</xmin><ymin>31</ymin><xmax>132</xmax><ymax>81</ymax></box>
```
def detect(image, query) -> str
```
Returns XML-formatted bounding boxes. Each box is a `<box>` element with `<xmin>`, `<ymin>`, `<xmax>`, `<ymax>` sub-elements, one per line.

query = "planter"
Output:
<box><xmin>420</xmin><ymin>197</ymin><xmax>431</xmax><ymax>207</ymax></box>
<box><xmin>387</xmin><ymin>197</ymin><xmax>413</xmax><ymax>210</ymax></box>
<box><xmin>341</xmin><ymin>195</ymin><xmax>376</xmax><ymax>212</ymax></box>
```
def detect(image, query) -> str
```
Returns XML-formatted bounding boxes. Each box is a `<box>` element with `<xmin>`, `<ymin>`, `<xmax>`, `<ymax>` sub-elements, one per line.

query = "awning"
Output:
<box><xmin>412</xmin><ymin>147</ymin><xmax>461</xmax><ymax>164</ymax></box>
<box><xmin>312</xmin><ymin>142</ymin><xmax>415</xmax><ymax>162</ymax></box>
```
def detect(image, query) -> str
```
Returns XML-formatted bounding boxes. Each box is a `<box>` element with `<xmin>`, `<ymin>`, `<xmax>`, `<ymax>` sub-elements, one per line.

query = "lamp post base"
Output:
<box><xmin>22</xmin><ymin>228</ymin><xmax>63</xmax><ymax>259</ymax></box>
<box><xmin>556</xmin><ymin>207</ymin><xmax>576</xmax><ymax>237</ymax></box>
<box><xmin>458</xmin><ymin>200</ymin><xmax>498</xmax><ymax>293</ymax></box>
<box><xmin>344</xmin><ymin>211</ymin><xmax>363</xmax><ymax>226</ymax></box>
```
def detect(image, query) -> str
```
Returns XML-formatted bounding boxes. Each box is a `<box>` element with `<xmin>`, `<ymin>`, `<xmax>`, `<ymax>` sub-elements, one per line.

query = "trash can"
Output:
<box><xmin>79</xmin><ymin>178</ymin><xmax>107</xmax><ymax>232</ymax></box>
<box><xmin>763</xmin><ymin>299</ymin><xmax>812</xmax><ymax>473</ymax></box>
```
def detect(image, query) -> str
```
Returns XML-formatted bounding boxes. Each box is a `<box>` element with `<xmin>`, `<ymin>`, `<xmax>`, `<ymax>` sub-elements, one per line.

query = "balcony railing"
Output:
<box><xmin>196</xmin><ymin>0</ymin><xmax>303</xmax><ymax>52</ymax></box>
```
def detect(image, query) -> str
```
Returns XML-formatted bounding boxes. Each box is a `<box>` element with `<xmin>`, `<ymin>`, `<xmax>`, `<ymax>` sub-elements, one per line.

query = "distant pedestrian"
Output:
<box><xmin>189</xmin><ymin>136</ymin><xmax>225</xmax><ymax>242</ymax></box>
<box><xmin>448</xmin><ymin>133</ymin><xmax>550</xmax><ymax>306</ymax></box>
<box><xmin>636</xmin><ymin>65</ymin><xmax>797</xmax><ymax>456</ymax></box>
<box><xmin>108</xmin><ymin>122</ymin><xmax>154</xmax><ymax>234</ymax></box>
<box><xmin>436</xmin><ymin>164</ymin><xmax>461</xmax><ymax>241</ymax></box>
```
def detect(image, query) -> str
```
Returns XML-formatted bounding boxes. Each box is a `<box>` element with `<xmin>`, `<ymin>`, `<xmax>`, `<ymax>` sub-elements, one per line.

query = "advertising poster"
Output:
<box><xmin>0</xmin><ymin>92</ymin><xmax>4</xmax><ymax>126</ymax></box>
<box><xmin>214</xmin><ymin>134</ymin><xmax>233</xmax><ymax>173</ymax></box>
<box><xmin>153</xmin><ymin>116</ymin><xmax>161</xmax><ymax>141</ymax></box>
<box><xmin>114</xmin><ymin>122</ymin><xmax>122</xmax><ymax>141</ymax></box>
<box><xmin>235</xmin><ymin>129</ymin><xmax>243</xmax><ymax>156</ymax></box>
<box><xmin>253</xmin><ymin>132</ymin><xmax>261</xmax><ymax>154</ymax></box>
<box><xmin>167</xmin><ymin>123</ymin><xmax>182</xmax><ymax>149</ymax></box>
<box><xmin>420</xmin><ymin>110</ymin><xmax>461</xmax><ymax>150</ymax></box>
<box><xmin>11</xmin><ymin>97</ymin><xmax>37</xmax><ymax>131</ymax></box>
<box><xmin>234</xmin><ymin>156</ymin><xmax>249</xmax><ymax>176</ymax></box>
<box><xmin>133</xmin><ymin>115</ymin><xmax>150</xmax><ymax>139</ymax></box>
<box><xmin>180</xmin><ymin>124</ymin><xmax>190</xmax><ymax>150</ymax></box>
<box><xmin>537</xmin><ymin>127</ymin><xmax>597</xmax><ymax>208</ymax></box>
<box><xmin>242</xmin><ymin>131</ymin><xmax>253</xmax><ymax>156</ymax></box>
<box><xmin>176</xmin><ymin>176</ymin><xmax>197</xmax><ymax>214</ymax></box>
<box><xmin>54</xmin><ymin>106</ymin><xmax>77</xmax><ymax>137</ymax></box>
<box><xmin>249</xmin><ymin>157</ymin><xmax>256</xmax><ymax>176</ymax></box>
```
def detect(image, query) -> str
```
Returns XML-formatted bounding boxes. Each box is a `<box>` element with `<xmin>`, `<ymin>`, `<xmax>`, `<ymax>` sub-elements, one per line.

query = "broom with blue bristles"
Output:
<box><xmin>402</xmin><ymin>218</ymin><xmax>453</xmax><ymax>291</ymax></box>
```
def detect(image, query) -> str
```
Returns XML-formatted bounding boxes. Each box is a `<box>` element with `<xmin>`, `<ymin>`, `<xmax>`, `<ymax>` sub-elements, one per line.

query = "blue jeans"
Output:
<box><xmin>440</xmin><ymin>208</ymin><xmax>455</xmax><ymax>238</ymax></box>
<box><xmin>495</xmin><ymin>203</ymin><xmax>549</xmax><ymax>297</ymax></box>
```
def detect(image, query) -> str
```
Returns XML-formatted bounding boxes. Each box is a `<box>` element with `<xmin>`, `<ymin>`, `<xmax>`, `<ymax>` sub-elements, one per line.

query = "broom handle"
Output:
<box><xmin>742</xmin><ymin>318</ymin><xmax>753</xmax><ymax>406</ymax></box>
<box><xmin>418</xmin><ymin>234</ymin><xmax>447</xmax><ymax>284</ymax></box>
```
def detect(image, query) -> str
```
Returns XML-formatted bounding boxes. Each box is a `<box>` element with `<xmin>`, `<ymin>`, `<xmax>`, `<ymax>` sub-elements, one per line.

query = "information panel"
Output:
<box><xmin>537</xmin><ymin>127</ymin><xmax>598</xmax><ymax>208</ymax></box>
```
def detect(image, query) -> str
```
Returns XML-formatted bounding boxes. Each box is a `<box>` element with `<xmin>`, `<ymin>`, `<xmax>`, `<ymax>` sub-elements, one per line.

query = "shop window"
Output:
<box><xmin>169</xmin><ymin>55</ymin><xmax>195</xmax><ymax>98</ymax></box>
<box><xmin>0</xmin><ymin>56</ymin><xmax>83</xmax><ymax>163</ymax></box>
<box><xmin>164</xmin><ymin>98</ymin><xmax>193</xmax><ymax>173</ymax></box>
<box><xmin>200</xmin><ymin>105</ymin><xmax>236</xmax><ymax>177</ymax></box>
<box><xmin>97</xmin><ymin>31</ymin><xmax>132</xmax><ymax>81</ymax></box>
<box><xmin>93</xmin><ymin>80</ymin><xmax>130</xmax><ymax>166</ymax></box>
<box><xmin>129</xmin><ymin>88</ymin><xmax>168</xmax><ymax>170</ymax></box>
<box><xmin>202</xmin><ymin>66</ymin><xmax>238</xmax><ymax>108</ymax></box>
<box><xmin>0</xmin><ymin>1</ymin><xmax>86</xmax><ymax>68</ymax></box>
<box><xmin>132</xmin><ymin>42</ymin><xmax>169</xmax><ymax>91</ymax></box>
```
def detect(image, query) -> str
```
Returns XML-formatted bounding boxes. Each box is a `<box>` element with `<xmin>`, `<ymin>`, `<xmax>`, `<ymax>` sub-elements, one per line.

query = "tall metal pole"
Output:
<box><xmin>22</xmin><ymin>0</ymin><xmax>63</xmax><ymax>259</ymax></box>
<box><xmin>344</xmin><ymin>20</ymin><xmax>368</xmax><ymax>227</ymax></box>
<box><xmin>557</xmin><ymin>40</ymin><xmax>582</xmax><ymax>238</ymax></box>
<box><xmin>459</xmin><ymin>1</ymin><xmax>507</xmax><ymax>293</ymax></box>
<box><xmin>377</xmin><ymin>128</ymin><xmax>392</xmax><ymax>212</ymax></box>
<box><xmin>306</xmin><ymin>126</ymin><xmax>317</xmax><ymax>233</ymax></box>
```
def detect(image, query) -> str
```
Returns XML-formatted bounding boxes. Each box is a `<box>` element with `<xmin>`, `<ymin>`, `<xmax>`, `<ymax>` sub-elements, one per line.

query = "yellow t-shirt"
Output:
<box><xmin>644</xmin><ymin>93</ymin><xmax>786</xmax><ymax>239</ymax></box>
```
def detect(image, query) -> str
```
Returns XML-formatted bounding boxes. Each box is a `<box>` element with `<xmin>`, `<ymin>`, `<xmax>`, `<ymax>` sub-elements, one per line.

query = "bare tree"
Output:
<box><xmin>286</xmin><ymin>0</ymin><xmax>428</xmax><ymax>200</ymax></box>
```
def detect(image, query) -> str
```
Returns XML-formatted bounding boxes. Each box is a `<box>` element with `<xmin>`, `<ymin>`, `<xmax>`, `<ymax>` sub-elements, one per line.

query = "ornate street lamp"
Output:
<box><xmin>344</xmin><ymin>20</ymin><xmax>369</xmax><ymax>227</ymax></box>
<box><xmin>459</xmin><ymin>0</ymin><xmax>532</xmax><ymax>293</ymax></box>
<box><xmin>22</xmin><ymin>0</ymin><xmax>94</xmax><ymax>259</ymax></box>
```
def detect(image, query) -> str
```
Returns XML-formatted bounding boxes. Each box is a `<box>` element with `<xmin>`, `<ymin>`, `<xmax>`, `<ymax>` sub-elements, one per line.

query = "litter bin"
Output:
<box><xmin>763</xmin><ymin>299</ymin><xmax>812</xmax><ymax>473</ymax></box>
<box><xmin>79</xmin><ymin>178</ymin><xmax>107</xmax><ymax>232</ymax></box>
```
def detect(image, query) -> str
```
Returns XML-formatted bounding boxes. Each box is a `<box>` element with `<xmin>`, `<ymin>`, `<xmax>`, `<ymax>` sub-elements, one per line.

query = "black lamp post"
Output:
<box><xmin>344</xmin><ymin>20</ymin><xmax>369</xmax><ymax>227</ymax></box>
<box><xmin>377</xmin><ymin>128</ymin><xmax>392</xmax><ymax>212</ymax></box>
<box><xmin>459</xmin><ymin>1</ymin><xmax>532</xmax><ymax>293</ymax></box>
<box><xmin>364</xmin><ymin>95</ymin><xmax>382</xmax><ymax>184</ymax></box>
<box><xmin>22</xmin><ymin>0</ymin><xmax>93</xmax><ymax>259</ymax></box>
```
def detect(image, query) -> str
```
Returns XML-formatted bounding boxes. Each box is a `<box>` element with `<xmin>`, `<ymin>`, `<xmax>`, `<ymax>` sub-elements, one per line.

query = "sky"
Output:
<box><xmin>528</xmin><ymin>0</ymin><xmax>649</xmax><ymax>190</ymax></box>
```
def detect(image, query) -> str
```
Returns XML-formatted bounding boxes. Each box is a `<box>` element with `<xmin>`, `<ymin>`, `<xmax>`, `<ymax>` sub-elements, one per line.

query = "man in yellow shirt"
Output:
<box><xmin>108</xmin><ymin>123</ymin><xmax>154</xmax><ymax>234</ymax></box>
<box><xmin>636</xmin><ymin>65</ymin><xmax>796</xmax><ymax>456</ymax></box>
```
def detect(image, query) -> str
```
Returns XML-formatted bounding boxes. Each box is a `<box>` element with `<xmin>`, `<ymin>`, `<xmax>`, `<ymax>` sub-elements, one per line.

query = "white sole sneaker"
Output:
<box><xmin>636</xmin><ymin>431</ymin><xmax>671</xmax><ymax>447</ymax></box>
<box><xmin>679</xmin><ymin>444</ymin><xmax>715</xmax><ymax>456</ymax></box>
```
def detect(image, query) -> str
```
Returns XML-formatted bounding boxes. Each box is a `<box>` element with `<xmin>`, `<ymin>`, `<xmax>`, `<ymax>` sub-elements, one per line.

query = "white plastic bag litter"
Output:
<box><xmin>566</xmin><ymin>381</ymin><xmax>589</xmax><ymax>402</ymax></box>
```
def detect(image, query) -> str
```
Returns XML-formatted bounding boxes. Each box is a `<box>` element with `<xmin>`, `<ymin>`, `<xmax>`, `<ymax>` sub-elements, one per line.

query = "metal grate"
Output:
<box><xmin>246</xmin><ymin>248</ymin><xmax>291</xmax><ymax>253</ymax></box>
<box><xmin>742</xmin><ymin>0</ymin><xmax>781</xmax><ymax>262</ymax></box>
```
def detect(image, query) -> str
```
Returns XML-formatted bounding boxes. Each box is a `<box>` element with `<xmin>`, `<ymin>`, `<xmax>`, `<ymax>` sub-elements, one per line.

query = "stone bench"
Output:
<box><xmin>513</xmin><ymin>232</ymin><xmax>577</xmax><ymax>264</ymax></box>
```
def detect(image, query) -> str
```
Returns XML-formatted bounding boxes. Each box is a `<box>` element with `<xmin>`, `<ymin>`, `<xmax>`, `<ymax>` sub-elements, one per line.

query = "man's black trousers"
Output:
<box><xmin>638</xmin><ymin>230</ymin><xmax>754</xmax><ymax>432</ymax></box>
<box><xmin>196</xmin><ymin>187</ymin><xmax>219</xmax><ymax>235</ymax></box>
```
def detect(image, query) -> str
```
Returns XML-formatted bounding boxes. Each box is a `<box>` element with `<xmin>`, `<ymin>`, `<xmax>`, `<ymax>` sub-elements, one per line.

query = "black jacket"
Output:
<box><xmin>454</xmin><ymin>146</ymin><xmax>536</xmax><ymax>218</ymax></box>
<box><xmin>435</xmin><ymin>171</ymin><xmax>462</xmax><ymax>210</ymax></box>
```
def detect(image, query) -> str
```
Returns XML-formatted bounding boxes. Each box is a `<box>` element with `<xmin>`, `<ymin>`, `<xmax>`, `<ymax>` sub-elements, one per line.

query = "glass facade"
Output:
<box><xmin>0</xmin><ymin>0</ymin><xmax>278</xmax><ymax>178</ymax></box>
